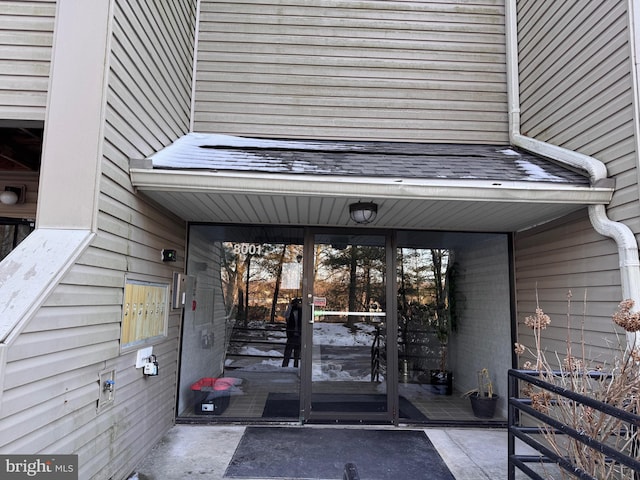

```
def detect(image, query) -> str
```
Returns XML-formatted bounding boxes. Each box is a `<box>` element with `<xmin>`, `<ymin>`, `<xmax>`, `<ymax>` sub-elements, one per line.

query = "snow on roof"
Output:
<box><xmin>147</xmin><ymin>133</ymin><xmax>589</xmax><ymax>184</ymax></box>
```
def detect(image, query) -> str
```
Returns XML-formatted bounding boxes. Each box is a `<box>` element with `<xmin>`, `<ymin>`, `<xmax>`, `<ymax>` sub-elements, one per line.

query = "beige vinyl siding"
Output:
<box><xmin>0</xmin><ymin>2</ymin><xmax>196</xmax><ymax>479</ymax></box>
<box><xmin>194</xmin><ymin>0</ymin><xmax>509</xmax><ymax>143</ymax></box>
<box><xmin>514</xmin><ymin>211</ymin><xmax>625</xmax><ymax>366</ymax></box>
<box><xmin>518</xmin><ymin>0</ymin><xmax>638</xmax><ymax>227</ymax></box>
<box><xmin>515</xmin><ymin>0</ymin><xmax>636</xmax><ymax>362</ymax></box>
<box><xmin>0</xmin><ymin>1</ymin><xmax>55</xmax><ymax>121</ymax></box>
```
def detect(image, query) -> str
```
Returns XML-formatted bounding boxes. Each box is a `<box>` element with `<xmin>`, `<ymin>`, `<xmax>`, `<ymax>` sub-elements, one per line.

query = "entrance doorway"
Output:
<box><xmin>177</xmin><ymin>225</ymin><xmax>511</xmax><ymax>425</ymax></box>
<box><xmin>301</xmin><ymin>231</ymin><xmax>394</xmax><ymax>423</ymax></box>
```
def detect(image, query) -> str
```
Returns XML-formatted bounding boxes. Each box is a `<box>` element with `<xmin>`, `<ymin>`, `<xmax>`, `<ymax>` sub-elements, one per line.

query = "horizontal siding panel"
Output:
<box><xmin>515</xmin><ymin>210</ymin><xmax>623</xmax><ymax>368</ymax></box>
<box><xmin>0</xmin><ymin>383</ymin><xmax>97</xmax><ymax>449</ymax></box>
<box><xmin>44</xmin><ymin>284</ymin><xmax>122</xmax><ymax>307</ymax></box>
<box><xmin>89</xmin><ymin>230</ymin><xmax>131</xmax><ymax>257</ymax></box>
<box><xmin>200</xmin><ymin>81</ymin><xmax>507</xmax><ymax>102</ymax></box>
<box><xmin>608</xmin><ymin>185</ymin><xmax>640</xmax><ymax>212</ymax></box>
<box><xmin>72</xmin><ymin>246</ymin><xmax>127</xmax><ymax>272</ymax></box>
<box><xmin>515</xmin><ymin>224</ymin><xmax>615</xmax><ymax>252</ymax></box>
<box><xmin>199</xmin><ymin>20</ymin><xmax>505</xmax><ymax>45</ymax></box>
<box><xmin>0</xmin><ymin>59</ymin><xmax>50</xmax><ymax>77</ymax></box>
<box><xmin>98</xmin><ymin>191</ymin><xmax>186</xmax><ymax>246</ymax></box>
<box><xmin>0</xmin><ymin>1</ymin><xmax>55</xmax><ymax>121</ymax></box>
<box><xmin>522</xmin><ymin>58</ymin><xmax>629</xmax><ymax>141</ymax></box>
<box><xmin>3</xmin><ymin>342</ymin><xmax>119</xmax><ymax>390</ymax></box>
<box><xmin>191</xmin><ymin>114</ymin><xmax>508</xmax><ymax>142</ymax></box>
<box><xmin>7</xmin><ymin>325</ymin><xmax>120</xmax><ymax>363</ymax></box>
<box><xmin>517</xmin><ymin>296</ymin><xmax>625</xmax><ymax>322</ymax></box>
<box><xmin>516</xmin><ymin>269</ymin><xmax>621</xmax><ymax>290</ymax></box>
<box><xmin>0</xmin><ymin>90</ymin><xmax>47</xmax><ymax>105</ymax></box>
<box><xmin>0</xmin><ymin>366</ymin><xmax>97</xmax><ymax>418</ymax></box>
<box><xmin>198</xmin><ymin>33</ymin><xmax>505</xmax><ymax>57</ymax></box>
<box><xmin>102</xmin><ymin>153</ymin><xmax>135</xmax><ymax>192</ymax></box>
<box><xmin>607</xmin><ymin>201</ymin><xmax>640</xmax><ymax>224</ymax></box>
<box><xmin>104</xmin><ymin>107</ymin><xmax>166</xmax><ymax>160</ymax></box>
<box><xmin>2</xmin><ymin>72</ymin><xmax>49</xmax><ymax>91</ymax></box>
<box><xmin>0</xmin><ymin>34</ymin><xmax>52</xmax><ymax>49</ymax></box>
<box><xmin>515</xmin><ymin>332</ymin><xmax>624</xmax><ymax>366</ymax></box>
<box><xmin>23</xmin><ymin>305</ymin><xmax>121</xmax><ymax>332</ymax></box>
<box><xmin>0</xmin><ymin>45</ymin><xmax>51</xmax><ymax>60</ymax></box>
<box><xmin>197</xmin><ymin>70</ymin><xmax>507</xmax><ymax>93</ymax></box>
<box><xmin>198</xmin><ymin>50</ymin><xmax>506</xmax><ymax>73</ymax></box>
<box><xmin>517</xmin><ymin>249</ymin><xmax>619</xmax><ymax>272</ymax></box>
<box><xmin>196</xmin><ymin>64</ymin><xmax>506</xmax><ymax>84</ymax></box>
<box><xmin>194</xmin><ymin>110</ymin><xmax>506</xmax><ymax>130</ymax></box>
<box><xmin>604</xmin><ymin>146</ymin><xmax>637</xmax><ymax>175</ymax></box>
<box><xmin>547</xmin><ymin>99</ymin><xmax>634</xmax><ymax>154</ymax></box>
<box><xmin>199</xmin><ymin>93</ymin><xmax>506</xmax><ymax>113</ymax></box>
<box><xmin>194</xmin><ymin>0</ymin><xmax>509</xmax><ymax>142</ymax></box>
<box><xmin>58</xmin><ymin>263</ymin><xmax>123</xmax><ymax>288</ymax></box>
<box><xmin>197</xmin><ymin>101</ymin><xmax>506</xmax><ymax>122</ymax></box>
<box><xmin>200</xmin><ymin>5</ymin><xmax>505</xmax><ymax>28</ymax></box>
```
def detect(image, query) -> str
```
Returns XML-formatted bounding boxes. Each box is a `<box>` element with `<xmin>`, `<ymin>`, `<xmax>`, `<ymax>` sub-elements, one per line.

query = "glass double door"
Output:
<box><xmin>181</xmin><ymin>225</ymin><xmax>471</xmax><ymax>423</ymax></box>
<box><xmin>299</xmin><ymin>231</ymin><xmax>396</xmax><ymax>423</ymax></box>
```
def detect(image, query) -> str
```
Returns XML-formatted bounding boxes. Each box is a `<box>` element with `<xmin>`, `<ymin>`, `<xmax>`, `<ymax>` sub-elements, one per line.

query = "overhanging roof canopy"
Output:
<box><xmin>129</xmin><ymin>133</ymin><xmax>613</xmax><ymax>232</ymax></box>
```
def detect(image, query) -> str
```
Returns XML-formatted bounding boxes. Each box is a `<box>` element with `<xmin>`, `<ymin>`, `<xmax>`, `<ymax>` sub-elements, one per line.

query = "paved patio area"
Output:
<box><xmin>128</xmin><ymin>424</ymin><xmax>540</xmax><ymax>479</ymax></box>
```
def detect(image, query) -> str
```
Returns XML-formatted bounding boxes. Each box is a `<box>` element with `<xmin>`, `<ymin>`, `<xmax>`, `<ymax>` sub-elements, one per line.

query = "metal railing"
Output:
<box><xmin>508</xmin><ymin>369</ymin><xmax>640</xmax><ymax>480</ymax></box>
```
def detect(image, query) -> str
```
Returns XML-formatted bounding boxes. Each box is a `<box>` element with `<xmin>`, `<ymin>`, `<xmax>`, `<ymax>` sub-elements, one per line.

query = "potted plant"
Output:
<box><xmin>464</xmin><ymin>368</ymin><xmax>499</xmax><ymax>418</ymax></box>
<box><xmin>427</xmin><ymin>250</ymin><xmax>455</xmax><ymax>395</ymax></box>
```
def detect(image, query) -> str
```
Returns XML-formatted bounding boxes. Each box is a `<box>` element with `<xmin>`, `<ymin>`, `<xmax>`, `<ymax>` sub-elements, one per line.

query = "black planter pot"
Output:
<box><xmin>469</xmin><ymin>393</ymin><xmax>498</xmax><ymax>418</ymax></box>
<box><xmin>429</xmin><ymin>370</ymin><xmax>453</xmax><ymax>395</ymax></box>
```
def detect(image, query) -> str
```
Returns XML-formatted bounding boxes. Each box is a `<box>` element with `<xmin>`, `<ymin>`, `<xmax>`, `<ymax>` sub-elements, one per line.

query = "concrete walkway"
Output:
<box><xmin>128</xmin><ymin>425</ymin><xmax>537</xmax><ymax>480</ymax></box>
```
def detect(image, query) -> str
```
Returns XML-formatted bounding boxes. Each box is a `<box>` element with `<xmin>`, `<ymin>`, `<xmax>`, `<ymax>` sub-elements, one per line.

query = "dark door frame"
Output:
<box><xmin>299</xmin><ymin>228</ymin><xmax>399</xmax><ymax>424</ymax></box>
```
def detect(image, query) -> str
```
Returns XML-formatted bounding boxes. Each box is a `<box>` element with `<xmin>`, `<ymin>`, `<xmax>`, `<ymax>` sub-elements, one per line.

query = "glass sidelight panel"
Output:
<box><xmin>178</xmin><ymin>226</ymin><xmax>305</xmax><ymax>420</ymax></box>
<box><xmin>307</xmin><ymin>233</ymin><xmax>390</xmax><ymax>420</ymax></box>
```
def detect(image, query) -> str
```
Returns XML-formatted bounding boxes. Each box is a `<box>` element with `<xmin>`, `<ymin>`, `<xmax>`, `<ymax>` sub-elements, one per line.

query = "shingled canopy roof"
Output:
<box><xmin>129</xmin><ymin>133</ymin><xmax>611</xmax><ymax>232</ymax></box>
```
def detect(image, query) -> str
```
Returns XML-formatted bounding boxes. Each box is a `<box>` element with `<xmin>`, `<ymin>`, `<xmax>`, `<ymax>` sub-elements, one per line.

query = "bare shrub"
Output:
<box><xmin>515</xmin><ymin>292</ymin><xmax>640</xmax><ymax>479</ymax></box>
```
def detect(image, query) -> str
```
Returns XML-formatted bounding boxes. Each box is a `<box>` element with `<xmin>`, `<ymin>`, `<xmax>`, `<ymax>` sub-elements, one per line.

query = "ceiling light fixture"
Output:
<box><xmin>349</xmin><ymin>201</ymin><xmax>378</xmax><ymax>224</ymax></box>
<box><xmin>0</xmin><ymin>186</ymin><xmax>25</xmax><ymax>205</ymax></box>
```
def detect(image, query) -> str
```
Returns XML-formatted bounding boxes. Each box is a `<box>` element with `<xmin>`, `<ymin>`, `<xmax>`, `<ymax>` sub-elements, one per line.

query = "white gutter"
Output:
<box><xmin>506</xmin><ymin>0</ymin><xmax>639</xmax><ymax>349</ymax></box>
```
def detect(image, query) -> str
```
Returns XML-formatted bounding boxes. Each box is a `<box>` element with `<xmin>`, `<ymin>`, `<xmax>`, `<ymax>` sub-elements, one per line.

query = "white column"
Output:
<box><xmin>37</xmin><ymin>0</ymin><xmax>113</xmax><ymax>230</ymax></box>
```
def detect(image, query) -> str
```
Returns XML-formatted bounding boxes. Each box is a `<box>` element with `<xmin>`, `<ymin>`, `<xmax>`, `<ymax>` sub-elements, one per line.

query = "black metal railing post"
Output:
<box><xmin>507</xmin><ymin>369</ymin><xmax>640</xmax><ymax>479</ymax></box>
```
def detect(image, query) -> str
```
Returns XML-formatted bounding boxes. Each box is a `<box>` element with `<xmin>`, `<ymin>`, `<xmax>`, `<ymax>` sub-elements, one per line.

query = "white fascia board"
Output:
<box><xmin>130</xmin><ymin>168</ymin><xmax>613</xmax><ymax>205</ymax></box>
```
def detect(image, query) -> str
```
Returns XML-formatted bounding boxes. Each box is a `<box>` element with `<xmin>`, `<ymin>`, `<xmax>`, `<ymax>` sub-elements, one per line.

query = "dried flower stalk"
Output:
<box><xmin>514</xmin><ymin>294</ymin><xmax>640</xmax><ymax>480</ymax></box>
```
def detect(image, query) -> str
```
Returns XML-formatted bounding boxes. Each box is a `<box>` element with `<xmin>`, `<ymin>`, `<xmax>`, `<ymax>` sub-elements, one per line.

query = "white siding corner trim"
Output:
<box><xmin>0</xmin><ymin>229</ymin><xmax>94</xmax><ymax>344</ymax></box>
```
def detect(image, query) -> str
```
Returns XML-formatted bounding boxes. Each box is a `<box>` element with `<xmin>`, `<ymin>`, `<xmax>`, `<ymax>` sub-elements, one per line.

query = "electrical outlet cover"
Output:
<box><xmin>136</xmin><ymin>347</ymin><xmax>153</xmax><ymax>368</ymax></box>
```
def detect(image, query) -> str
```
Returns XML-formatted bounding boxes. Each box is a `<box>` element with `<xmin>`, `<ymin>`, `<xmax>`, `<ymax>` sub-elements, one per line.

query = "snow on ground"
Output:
<box><xmin>229</xmin><ymin>321</ymin><xmax>380</xmax><ymax>382</ymax></box>
<box><xmin>312</xmin><ymin>321</ymin><xmax>377</xmax><ymax>346</ymax></box>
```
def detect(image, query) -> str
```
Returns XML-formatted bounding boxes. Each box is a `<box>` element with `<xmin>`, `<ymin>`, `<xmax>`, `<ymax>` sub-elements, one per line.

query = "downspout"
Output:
<box><xmin>505</xmin><ymin>0</ymin><xmax>640</xmax><ymax>349</ymax></box>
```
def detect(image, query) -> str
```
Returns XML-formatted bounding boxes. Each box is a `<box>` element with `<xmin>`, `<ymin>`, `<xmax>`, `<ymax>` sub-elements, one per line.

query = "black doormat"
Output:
<box><xmin>262</xmin><ymin>393</ymin><xmax>428</xmax><ymax>421</ymax></box>
<box><xmin>224</xmin><ymin>426</ymin><xmax>454</xmax><ymax>480</ymax></box>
